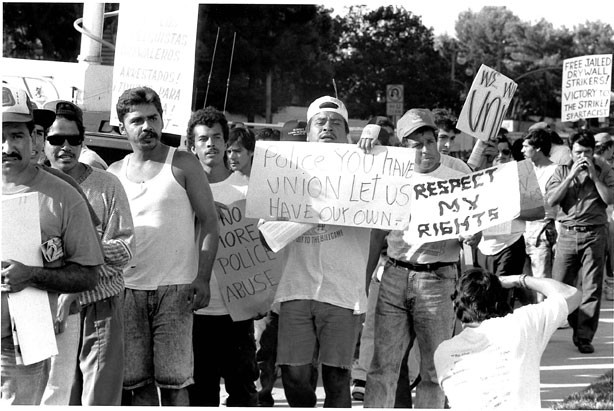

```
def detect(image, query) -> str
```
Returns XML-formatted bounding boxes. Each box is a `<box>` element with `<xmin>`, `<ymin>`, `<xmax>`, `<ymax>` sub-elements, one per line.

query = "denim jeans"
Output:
<box><xmin>553</xmin><ymin>225</ymin><xmax>607</xmax><ymax>343</ymax></box>
<box><xmin>365</xmin><ymin>261</ymin><xmax>456</xmax><ymax>408</ymax></box>
<box><xmin>1</xmin><ymin>336</ymin><xmax>50</xmax><ymax>405</ymax></box>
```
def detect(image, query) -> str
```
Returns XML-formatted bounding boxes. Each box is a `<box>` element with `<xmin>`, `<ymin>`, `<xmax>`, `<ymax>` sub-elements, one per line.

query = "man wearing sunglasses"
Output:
<box><xmin>2</xmin><ymin>85</ymin><xmax>103</xmax><ymax>405</ymax></box>
<box><xmin>42</xmin><ymin>101</ymin><xmax>135</xmax><ymax>405</ymax></box>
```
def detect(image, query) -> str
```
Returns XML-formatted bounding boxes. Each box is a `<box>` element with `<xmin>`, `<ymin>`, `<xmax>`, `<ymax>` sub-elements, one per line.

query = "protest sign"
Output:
<box><xmin>2</xmin><ymin>193</ymin><xmax>57</xmax><ymax>365</ymax></box>
<box><xmin>561</xmin><ymin>54</ymin><xmax>612</xmax><ymax>122</ymax></box>
<box><xmin>211</xmin><ymin>176</ymin><xmax>282</xmax><ymax>321</ymax></box>
<box><xmin>457</xmin><ymin>64</ymin><xmax>518</xmax><ymax>142</ymax></box>
<box><xmin>245</xmin><ymin>141</ymin><xmax>418</xmax><ymax>230</ymax></box>
<box><xmin>110</xmin><ymin>1</ymin><xmax>198</xmax><ymax>135</ymax></box>
<box><xmin>404</xmin><ymin>162</ymin><xmax>521</xmax><ymax>243</ymax></box>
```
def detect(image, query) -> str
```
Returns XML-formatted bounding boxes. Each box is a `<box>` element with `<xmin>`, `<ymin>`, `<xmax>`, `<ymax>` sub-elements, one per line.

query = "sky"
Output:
<box><xmin>328</xmin><ymin>0</ymin><xmax>614</xmax><ymax>37</ymax></box>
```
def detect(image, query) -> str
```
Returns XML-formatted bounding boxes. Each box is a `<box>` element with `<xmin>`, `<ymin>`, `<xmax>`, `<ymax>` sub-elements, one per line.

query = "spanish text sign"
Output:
<box><xmin>561</xmin><ymin>54</ymin><xmax>612</xmax><ymax>121</ymax></box>
<box><xmin>457</xmin><ymin>64</ymin><xmax>518</xmax><ymax>142</ymax></box>
<box><xmin>404</xmin><ymin>162</ymin><xmax>521</xmax><ymax>242</ymax></box>
<box><xmin>110</xmin><ymin>1</ymin><xmax>198</xmax><ymax>134</ymax></box>
<box><xmin>245</xmin><ymin>142</ymin><xmax>418</xmax><ymax>230</ymax></box>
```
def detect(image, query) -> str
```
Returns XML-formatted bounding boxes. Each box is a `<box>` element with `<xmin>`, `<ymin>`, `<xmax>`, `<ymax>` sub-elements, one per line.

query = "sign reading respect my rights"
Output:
<box><xmin>404</xmin><ymin>162</ymin><xmax>521</xmax><ymax>242</ymax></box>
<box><xmin>245</xmin><ymin>141</ymin><xmax>419</xmax><ymax>230</ymax></box>
<box><xmin>561</xmin><ymin>54</ymin><xmax>612</xmax><ymax>121</ymax></box>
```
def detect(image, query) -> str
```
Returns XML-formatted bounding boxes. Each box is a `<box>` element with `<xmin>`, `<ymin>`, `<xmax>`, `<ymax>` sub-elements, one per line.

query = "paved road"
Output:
<box><xmin>221</xmin><ymin>295</ymin><xmax>614</xmax><ymax>408</ymax></box>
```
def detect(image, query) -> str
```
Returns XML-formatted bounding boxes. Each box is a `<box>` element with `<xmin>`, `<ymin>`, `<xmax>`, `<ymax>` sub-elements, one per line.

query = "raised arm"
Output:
<box><xmin>500</xmin><ymin>275</ymin><xmax>581</xmax><ymax>313</ymax></box>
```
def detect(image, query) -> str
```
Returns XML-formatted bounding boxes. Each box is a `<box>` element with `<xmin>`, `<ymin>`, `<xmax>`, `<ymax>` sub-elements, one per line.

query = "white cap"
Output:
<box><xmin>306</xmin><ymin>96</ymin><xmax>349</xmax><ymax>125</ymax></box>
<box><xmin>2</xmin><ymin>84</ymin><xmax>33</xmax><ymax>123</ymax></box>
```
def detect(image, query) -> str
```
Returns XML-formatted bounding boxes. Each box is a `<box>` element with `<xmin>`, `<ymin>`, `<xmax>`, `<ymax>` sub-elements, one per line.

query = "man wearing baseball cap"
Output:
<box><xmin>2</xmin><ymin>85</ymin><xmax>103</xmax><ymax>404</ymax></box>
<box><xmin>271</xmin><ymin>96</ymin><xmax>371</xmax><ymax>407</ymax></box>
<box><xmin>361</xmin><ymin>108</ymin><xmax>478</xmax><ymax>408</ymax></box>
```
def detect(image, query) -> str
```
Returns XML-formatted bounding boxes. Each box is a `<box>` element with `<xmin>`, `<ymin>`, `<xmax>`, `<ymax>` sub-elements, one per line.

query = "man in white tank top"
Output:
<box><xmin>108</xmin><ymin>87</ymin><xmax>219</xmax><ymax>406</ymax></box>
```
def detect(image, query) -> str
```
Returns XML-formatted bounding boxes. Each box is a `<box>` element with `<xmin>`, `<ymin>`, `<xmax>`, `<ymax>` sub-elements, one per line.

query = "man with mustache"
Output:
<box><xmin>107</xmin><ymin>87</ymin><xmax>219</xmax><ymax>405</ymax></box>
<box><xmin>41</xmin><ymin>101</ymin><xmax>134</xmax><ymax>405</ymax></box>
<box><xmin>2</xmin><ymin>85</ymin><xmax>103</xmax><ymax>405</ymax></box>
<box><xmin>271</xmin><ymin>96</ymin><xmax>371</xmax><ymax>407</ymax></box>
<box><xmin>360</xmin><ymin>109</ymin><xmax>478</xmax><ymax>409</ymax></box>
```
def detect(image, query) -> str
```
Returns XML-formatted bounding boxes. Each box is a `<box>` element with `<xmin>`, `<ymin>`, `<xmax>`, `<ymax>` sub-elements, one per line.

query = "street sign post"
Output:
<box><xmin>386</xmin><ymin>84</ymin><xmax>404</xmax><ymax>118</ymax></box>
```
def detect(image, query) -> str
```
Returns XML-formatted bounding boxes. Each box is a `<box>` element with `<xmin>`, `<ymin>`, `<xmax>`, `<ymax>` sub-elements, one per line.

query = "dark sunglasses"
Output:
<box><xmin>46</xmin><ymin>134</ymin><xmax>83</xmax><ymax>146</ymax></box>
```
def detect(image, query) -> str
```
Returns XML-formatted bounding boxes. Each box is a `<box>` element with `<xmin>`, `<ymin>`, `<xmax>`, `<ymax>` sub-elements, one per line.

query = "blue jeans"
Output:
<box><xmin>122</xmin><ymin>285</ymin><xmax>194</xmax><ymax>390</ymax></box>
<box><xmin>365</xmin><ymin>261</ymin><xmax>456</xmax><ymax>408</ymax></box>
<box><xmin>553</xmin><ymin>225</ymin><xmax>607</xmax><ymax>343</ymax></box>
<box><xmin>1</xmin><ymin>337</ymin><xmax>50</xmax><ymax>405</ymax></box>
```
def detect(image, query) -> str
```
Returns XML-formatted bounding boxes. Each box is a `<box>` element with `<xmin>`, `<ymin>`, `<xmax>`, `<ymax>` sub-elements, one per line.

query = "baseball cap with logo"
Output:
<box><xmin>2</xmin><ymin>83</ymin><xmax>33</xmax><ymax>123</ymax></box>
<box><xmin>43</xmin><ymin>100</ymin><xmax>84</xmax><ymax>124</ymax></box>
<box><xmin>396</xmin><ymin>108</ymin><xmax>437</xmax><ymax>140</ymax></box>
<box><xmin>306</xmin><ymin>96</ymin><xmax>349</xmax><ymax>125</ymax></box>
<box><xmin>281</xmin><ymin>120</ymin><xmax>308</xmax><ymax>141</ymax></box>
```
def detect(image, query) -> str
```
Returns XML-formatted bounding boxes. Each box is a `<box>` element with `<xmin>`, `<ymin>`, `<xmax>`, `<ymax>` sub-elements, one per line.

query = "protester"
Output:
<box><xmin>227</xmin><ymin>126</ymin><xmax>255</xmax><ymax>178</ymax></box>
<box><xmin>521</xmin><ymin>129</ymin><xmax>559</xmax><ymax>303</ymax></box>
<box><xmin>351</xmin><ymin>124</ymin><xmax>419</xmax><ymax>407</ymax></box>
<box><xmin>2</xmin><ymin>85</ymin><xmax>103</xmax><ymax>405</ymax></box>
<box><xmin>366</xmin><ymin>115</ymin><xmax>397</xmax><ymax>146</ymax></box>
<box><xmin>546</xmin><ymin>130</ymin><xmax>614</xmax><ymax>354</ymax></box>
<box><xmin>108</xmin><ymin>87</ymin><xmax>219</xmax><ymax>405</ymax></box>
<box><xmin>359</xmin><ymin>108</ymin><xmax>479</xmax><ymax>408</ymax></box>
<box><xmin>185</xmin><ymin>107</ymin><xmax>259</xmax><ymax>407</ymax></box>
<box><xmin>434</xmin><ymin>268</ymin><xmax>581</xmax><ymax>409</ymax></box>
<box><xmin>269</xmin><ymin>96</ymin><xmax>370</xmax><ymax>407</ymax></box>
<box><xmin>42</xmin><ymin>100</ymin><xmax>134</xmax><ymax>405</ymax></box>
<box><xmin>477</xmin><ymin>134</ymin><xmax>543</xmax><ymax>306</ymax></box>
<box><xmin>529</xmin><ymin>121</ymin><xmax>572</xmax><ymax>166</ymax></box>
<box><xmin>31</xmin><ymin>104</ymin><xmax>55</xmax><ymax>164</ymax></box>
<box><xmin>594</xmin><ymin>132</ymin><xmax>614</xmax><ymax>301</ymax></box>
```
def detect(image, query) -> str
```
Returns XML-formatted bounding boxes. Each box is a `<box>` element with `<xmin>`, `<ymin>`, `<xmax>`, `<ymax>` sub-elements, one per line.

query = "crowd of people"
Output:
<box><xmin>2</xmin><ymin>81</ymin><xmax>614</xmax><ymax>408</ymax></box>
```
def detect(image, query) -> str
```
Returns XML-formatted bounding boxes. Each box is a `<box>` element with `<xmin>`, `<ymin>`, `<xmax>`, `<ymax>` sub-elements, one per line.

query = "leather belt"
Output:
<box><xmin>388</xmin><ymin>257</ymin><xmax>455</xmax><ymax>272</ymax></box>
<box><xmin>561</xmin><ymin>224</ymin><xmax>601</xmax><ymax>232</ymax></box>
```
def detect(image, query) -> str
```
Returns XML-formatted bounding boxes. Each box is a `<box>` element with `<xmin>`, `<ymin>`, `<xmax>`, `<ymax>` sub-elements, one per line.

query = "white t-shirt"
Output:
<box><xmin>434</xmin><ymin>294</ymin><xmax>567</xmax><ymax>410</ymax></box>
<box><xmin>274</xmin><ymin>224</ymin><xmax>370</xmax><ymax>314</ymax></box>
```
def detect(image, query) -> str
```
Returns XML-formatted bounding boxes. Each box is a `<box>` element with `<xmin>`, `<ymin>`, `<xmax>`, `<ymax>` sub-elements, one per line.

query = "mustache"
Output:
<box><xmin>2</xmin><ymin>152</ymin><xmax>22</xmax><ymax>161</ymax></box>
<box><xmin>139</xmin><ymin>130</ymin><xmax>159</xmax><ymax>139</ymax></box>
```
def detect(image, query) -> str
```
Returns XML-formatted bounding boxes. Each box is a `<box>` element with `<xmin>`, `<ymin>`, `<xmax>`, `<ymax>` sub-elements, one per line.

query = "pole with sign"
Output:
<box><xmin>386</xmin><ymin>84</ymin><xmax>404</xmax><ymax>123</ymax></box>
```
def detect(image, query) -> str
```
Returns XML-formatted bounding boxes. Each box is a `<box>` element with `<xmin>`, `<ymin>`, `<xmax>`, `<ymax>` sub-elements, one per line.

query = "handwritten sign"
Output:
<box><xmin>2</xmin><ymin>193</ymin><xmax>57</xmax><ymax>365</ymax></box>
<box><xmin>110</xmin><ymin>1</ymin><xmax>198</xmax><ymax>134</ymax></box>
<box><xmin>212</xmin><ymin>179</ymin><xmax>282</xmax><ymax>321</ymax></box>
<box><xmin>561</xmin><ymin>54</ymin><xmax>612</xmax><ymax>121</ymax></box>
<box><xmin>404</xmin><ymin>162</ymin><xmax>521</xmax><ymax>242</ymax></box>
<box><xmin>245</xmin><ymin>141</ymin><xmax>418</xmax><ymax>230</ymax></box>
<box><xmin>457</xmin><ymin>65</ymin><xmax>518</xmax><ymax>142</ymax></box>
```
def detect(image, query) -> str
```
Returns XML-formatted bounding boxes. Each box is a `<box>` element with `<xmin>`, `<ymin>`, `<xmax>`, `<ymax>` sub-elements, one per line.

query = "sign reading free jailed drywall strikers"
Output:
<box><xmin>561</xmin><ymin>54</ymin><xmax>612</xmax><ymax>122</ymax></box>
<box><xmin>456</xmin><ymin>64</ymin><xmax>518</xmax><ymax>142</ymax></box>
<box><xmin>245</xmin><ymin>141</ymin><xmax>419</xmax><ymax>230</ymax></box>
<box><xmin>404</xmin><ymin>161</ymin><xmax>521</xmax><ymax>242</ymax></box>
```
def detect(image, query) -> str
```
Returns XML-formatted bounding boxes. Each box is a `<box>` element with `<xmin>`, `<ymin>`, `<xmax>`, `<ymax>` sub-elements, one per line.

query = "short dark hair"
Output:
<box><xmin>432</xmin><ymin>108</ymin><xmax>458</xmax><ymax>133</ymax></box>
<box><xmin>116</xmin><ymin>87</ymin><xmax>163</xmax><ymax>124</ymax></box>
<box><xmin>255</xmin><ymin>127</ymin><xmax>280</xmax><ymax>141</ymax></box>
<box><xmin>523</xmin><ymin>129</ymin><xmax>552</xmax><ymax>157</ymax></box>
<box><xmin>568</xmin><ymin>130</ymin><xmax>595</xmax><ymax>151</ymax></box>
<box><xmin>453</xmin><ymin>268</ymin><xmax>513</xmax><ymax>324</ymax></box>
<box><xmin>228</xmin><ymin>127</ymin><xmax>256</xmax><ymax>152</ymax></box>
<box><xmin>186</xmin><ymin>106</ymin><xmax>229</xmax><ymax>151</ymax></box>
<box><xmin>367</xmin><ymin>115</ymin><xmax>395</xmax><ymax>130</ymax></box>
<box><xmin>595</xmin><ymin>140</ymin><xmax>614</xmax><ymax>155</ymax></box>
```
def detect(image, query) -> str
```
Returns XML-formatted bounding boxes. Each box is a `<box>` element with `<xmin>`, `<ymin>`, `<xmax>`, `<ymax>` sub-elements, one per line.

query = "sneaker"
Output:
<box><xmin>351</xmin><ymin>380</ymin><xmax>365</xmax><ymax>401</ymax></box>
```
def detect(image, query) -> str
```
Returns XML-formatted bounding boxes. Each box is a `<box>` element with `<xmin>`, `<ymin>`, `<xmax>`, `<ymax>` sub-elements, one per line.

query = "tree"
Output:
<box><xmin>192</xmin><ymin>4</ymin><xmax>339</xmax><ymax>121</ymax></box>
<box><xmin>3</xmin><ymin>3</ymin><xmax>84</xmax><ymax>61</ymax></box>
<box><xmin>334</xmin><ymin>6</ymin><xmax>455</xmax><ymax>119</ymax></box>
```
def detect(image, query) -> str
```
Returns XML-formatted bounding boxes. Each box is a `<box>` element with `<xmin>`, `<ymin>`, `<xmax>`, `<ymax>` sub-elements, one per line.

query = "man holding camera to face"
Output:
<box><xmin>546</xmin><ymin>130</ymin><xmax>614</xmax><ymax>354</ymax></box>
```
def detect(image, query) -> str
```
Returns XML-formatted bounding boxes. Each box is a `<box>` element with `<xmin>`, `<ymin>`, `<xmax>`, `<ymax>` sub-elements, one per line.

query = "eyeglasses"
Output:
<box><xmin>46</xmin><ymin>134</ymin><xmax>83</xmax><ymax>146</ymax></box>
